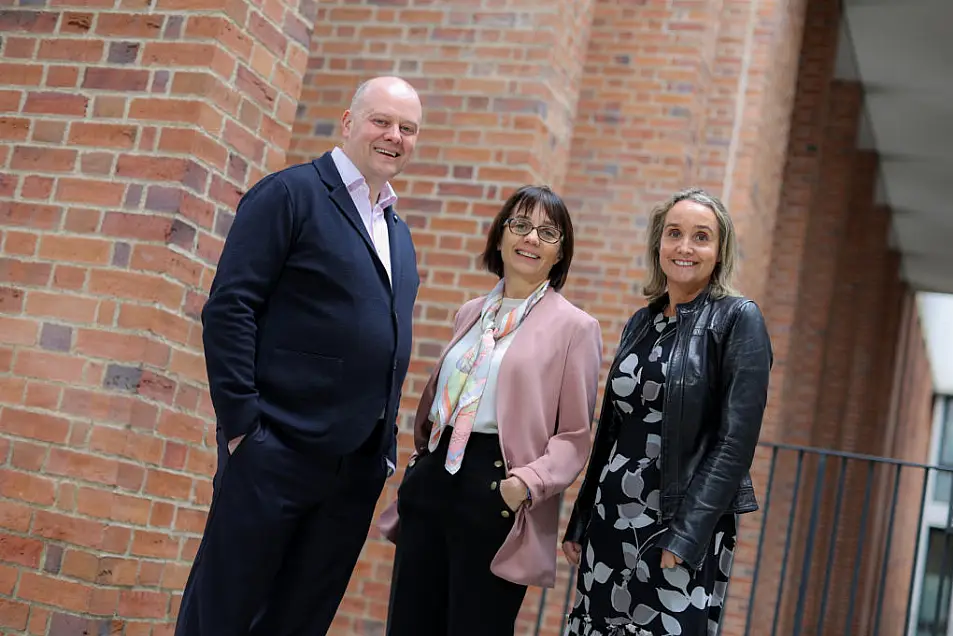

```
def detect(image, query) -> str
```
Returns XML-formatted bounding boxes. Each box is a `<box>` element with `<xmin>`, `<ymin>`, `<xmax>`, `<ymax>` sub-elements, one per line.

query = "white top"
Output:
<box><xmin>330</xmin><ymin>146</ymin><xmax>396</xmax><ymax>285</ymax></box>
<box><xmin>431</xmin><ymin>298</ymin><xmax>523</xmax><ymax>435</ymax></box>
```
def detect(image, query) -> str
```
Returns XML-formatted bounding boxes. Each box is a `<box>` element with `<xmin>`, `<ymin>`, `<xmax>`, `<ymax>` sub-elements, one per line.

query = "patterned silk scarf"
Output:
<box><xmin>429</xmin><ymin>279</ymin><xmax>550</xmax><ymax>474</ymax></box>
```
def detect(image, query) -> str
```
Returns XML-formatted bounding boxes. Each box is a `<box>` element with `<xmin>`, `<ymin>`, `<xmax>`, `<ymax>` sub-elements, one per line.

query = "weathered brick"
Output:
<box><xmin>0</xmin><ymin>117</ymin><xmax>30</xmax><ymax>141</ymax></box>
<box><xmin>36</xmin><ymin>38</ymin><xmax>104</xmax><ymax>62</ymax></box>
<box><xmin>82</xmin><ymin>67</ymin><xmax>150</xmax><ymax>91</ymax></box>
<box><xmin>10</xmin><ymin>145</ymin><xmax>76</xmax><ymax>172</ymax></box>
<box><xmin>95</xmin><ymin>12</ymin><xmax>164</xmax><ymax>37</ymax></box>
<box><xmin>102</xmin><ymin>363</ymin><xmax>142</xmax><ymax>392</ymax></box>
<box><xmin>0</xmin><ymin>201</ymin><xmax>61</xmax><ymax>229</ymax></box>
<box><xmin>0</xmin><ymin>10</ymin><xmax>58</xmax><ymax>32</ymax></box>
<box><xmin>37</xmin><ymin>234</ymin><xmax>112</xmax><ymax>265</ymax></box>
<box><xmin>107</xmin><ymin>41</ymin><xmax>140</xmax><ymax>64</ymax></box>
<box><xmin>46</xmin><ymin>65</ymin><xmax>80</xmax><ymax>88</ymax></box>
<box><xmin>142</xmin><ymin>41</ymin><xmax>217</xmax><ymax>67</ymax></box>
<box><xmin>22</xmin><ymin>92</ymin><xmax>87</xmax><ymax>118</ymax></box>
<box><xmin>39</xmin><ymin>322</ymin><xmax>72</xmax><ymax>351</ymax></box>
<box><xmin>0</xmin><ymin>62</ymin><xmax>43</xmax><ymax>85</ymax></box>
<box><xmin>55</xmin><ymin>178</ymin><xmax>125</xmax><ymax>206</ymax></box>
<box><xmin>0</xmin><ymin>408</ymin><xmax>69</xmax><ymax>444</ymax></box>
<box><xmin>60</xmin><ymin>11</ymin><xmax>93</xmax><ymax>33</ymax></box>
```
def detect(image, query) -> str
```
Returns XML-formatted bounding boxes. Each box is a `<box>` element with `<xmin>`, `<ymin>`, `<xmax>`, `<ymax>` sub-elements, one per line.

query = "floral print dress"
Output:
<box><xmin>567</xmin><ymin>312</ymin><xmax>736</xmax><ymax>636</ymax></box>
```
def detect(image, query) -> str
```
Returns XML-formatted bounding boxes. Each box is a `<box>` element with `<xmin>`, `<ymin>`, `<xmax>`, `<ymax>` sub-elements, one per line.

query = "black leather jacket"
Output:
<box><xmin>564</xmin><ymin>290</ymin><xmax>773</xmax><ymax>569</ymax></box>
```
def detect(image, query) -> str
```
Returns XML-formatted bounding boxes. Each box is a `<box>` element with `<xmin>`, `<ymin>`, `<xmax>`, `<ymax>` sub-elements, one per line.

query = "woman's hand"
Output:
<box><xmin>499</xmin><ymin>476</ymin><xmax>529</xmax><ymax>511</ymax></box>
<box><xmin>660</xmin><ymin>549</ymin><xmax>683</xmax><ymax>569</ymax></box>
<box><xmin>563</xmin><ymin>541</ymin><xmax>582</xmax><ymax>565</ymax></box>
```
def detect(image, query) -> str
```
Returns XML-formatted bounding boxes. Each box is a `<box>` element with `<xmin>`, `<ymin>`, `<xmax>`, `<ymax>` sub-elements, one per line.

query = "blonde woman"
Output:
<box><xmin>562</xmin><ymin>188</ymin><xmax>772</xmax><ymax>636</ymax></box>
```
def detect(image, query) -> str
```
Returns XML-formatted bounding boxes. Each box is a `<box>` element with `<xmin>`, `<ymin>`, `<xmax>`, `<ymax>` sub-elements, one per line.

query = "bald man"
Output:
<box><xmin>175</xmin><ymin>76</ymin><xmax>423</xmax><ymax>636</ymax></box>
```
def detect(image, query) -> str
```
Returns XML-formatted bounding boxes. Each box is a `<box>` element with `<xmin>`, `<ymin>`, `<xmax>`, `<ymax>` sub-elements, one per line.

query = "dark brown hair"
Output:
<box><xmin>480</xmin><ymin>185</ymin><xmax>574</xmax><ymax>290</ymax></box>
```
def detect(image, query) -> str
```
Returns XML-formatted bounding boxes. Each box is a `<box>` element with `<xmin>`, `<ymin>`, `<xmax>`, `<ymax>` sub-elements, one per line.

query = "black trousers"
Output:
<box><xmin>386</xmin><ymin>432</ymin><xmax>527</xmax><ymax>636</ymax></box>
<box><xmin>174</xmin><ymin>418</ymin><xmax>387</xmax><ymax>636</ymax></box>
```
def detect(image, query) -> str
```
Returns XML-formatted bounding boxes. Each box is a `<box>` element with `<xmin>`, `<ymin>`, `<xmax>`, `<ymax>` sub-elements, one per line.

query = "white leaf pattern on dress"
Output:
<box><xmin>719</xmin><ymin>547</ymin><xmax>734</xmax><ymax>576</ymax></box>
<box><xmin>612</xmin><ymin>376</ymin><xmax>637</xmax><ymax>398</ymax></box>
<box><xmin>661</xmin><ymin>612</ymin><xmax>683</xmax><ymax>635</ymax></box>
<box><xmin>593</xmin><ymin>562</ymin><xmax>613</xmax><ymax>584</ymax></box>
<box><xmin>611</xmin><ymin>582</ymin><xmax>631</xmax><ymax>614</ymax></box>
<box><xmin>622</xmin><ymin>543</ymin><xmax>639</xmax><ymax>569</ymax></box>
<box><xmin>662</xmin><ymin>566</ymin><xmax>689</xmax><ymax>592</ymax></box>
<box><xmin>690</xmin><ymin>586</ymin><xmax>709</xmax><ymax>610</ymax></box>
<box><xmin>621</xmin><ymin>470</ymin><xmax>644</xmax><ymax>499</ymax></box>
<box><xmin>642</xmin><ymin>380</ymin><xmax>661</xmax><ymax>402</ymax></box>
<box><xmin>644</xmin><ymin>489</ymin><xmax>660</xmax><ymax>510</ymax></box>
<box><xmin>645</xmin><ymin>434</ymin><xmax>661</xmax><ymax>459</ymax></box>
<box><xmin>618</xmin><ymin>353</ymin><xmax>638</xmax><ymax>375</ymax></box>
<box><xmin>632</xmin><ymin>605</ymin><xmax>659</xmax><ymax>625</ymax></box>
<box><xmin>607</xmin><ymin>454</ymin><xmax>629</xmax><ymax>472</ymax></box>
<box><xmin>635</xmin><ymin>559</ymin><xmax>650</xmax><ymax>583</ymax></box>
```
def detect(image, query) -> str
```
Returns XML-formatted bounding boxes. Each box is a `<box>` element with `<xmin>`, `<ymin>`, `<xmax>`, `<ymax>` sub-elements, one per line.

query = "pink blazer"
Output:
<box><xmin>379</xmin><ymin>288</ymin><xmax>603</xmax><ymax>588</ymax></box>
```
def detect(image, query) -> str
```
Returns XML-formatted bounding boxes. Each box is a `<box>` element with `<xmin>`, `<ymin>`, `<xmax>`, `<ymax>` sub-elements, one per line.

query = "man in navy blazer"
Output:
<box><xmin>175</xmin><ymin>76</ymin><xmax>423</xmax><ymax>636</ymax></box>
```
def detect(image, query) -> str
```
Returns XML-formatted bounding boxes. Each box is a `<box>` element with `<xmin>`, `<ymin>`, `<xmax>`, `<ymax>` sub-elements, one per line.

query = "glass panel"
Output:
<box><xmin>933</xmin><ymin>398</ymin><xmax>953</xmax><ymax>505</ymax></box>
<box><xmin>915</xmin><ymin>528</ymin><xmax>953</xmax><ymax>636</ymax></box>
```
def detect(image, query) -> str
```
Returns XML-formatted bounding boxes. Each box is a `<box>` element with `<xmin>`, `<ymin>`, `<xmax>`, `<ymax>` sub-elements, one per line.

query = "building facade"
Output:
<box><xmin>0</xmin><ymin>0</ymin><xmax>937</xmax><ymax>634</ymax></box>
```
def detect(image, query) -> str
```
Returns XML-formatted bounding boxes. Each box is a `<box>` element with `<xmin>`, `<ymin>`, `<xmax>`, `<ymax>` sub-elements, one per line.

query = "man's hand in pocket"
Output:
<box><xmin>227</xmin><ymin>434</ymin><xmax>245</xmax><ymax>455</ymax></box>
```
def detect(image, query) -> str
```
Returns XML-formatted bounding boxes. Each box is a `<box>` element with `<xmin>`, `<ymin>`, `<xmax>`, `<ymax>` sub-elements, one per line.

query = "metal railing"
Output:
<box><xmin>526</xmin><ymin>441</ymin><xmax>953</xmax><ymax>636</ymax></box>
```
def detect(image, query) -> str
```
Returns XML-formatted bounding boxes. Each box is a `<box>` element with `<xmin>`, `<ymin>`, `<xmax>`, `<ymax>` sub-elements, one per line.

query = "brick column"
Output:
<box><xmin>739</xmin><ymin>0</ymin><xmax>841</xmax><ymax>628</ymax></box>
<box><xmin>697</xmin><ymin>0</ymin><xmax>809</xmax><ymax>303</ymax></box>
<box><xmin>286</xmin><ymin>2</ymin><xmax>595</xmax><ymax>633</ymax></box>
<box><xmin>751</xmin><ymin>73</ymin><xmax>864</xmax><ymax>635</ymax></box>
<box><xmin>0</xmin><ymin>1</ymin><xmax>312</xmax><ymax>632</ymax></box>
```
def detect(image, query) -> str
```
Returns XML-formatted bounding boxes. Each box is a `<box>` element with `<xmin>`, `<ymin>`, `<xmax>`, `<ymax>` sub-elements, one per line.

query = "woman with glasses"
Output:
<box><xmin>561</xmin><ymin>188</ymin><xmax>772</xmax><ymax>636</ymax></box>
<box><xmin>379</xmin><ymin>185</ymin><xmax>603</xmax><ymax>636</ymax></box>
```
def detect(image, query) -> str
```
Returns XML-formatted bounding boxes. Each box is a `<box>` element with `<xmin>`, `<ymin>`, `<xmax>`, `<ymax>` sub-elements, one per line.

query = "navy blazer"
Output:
<box><xmin>201</xmin><ymin>152</ymin><xmax>420</xmax><ymax>468</ymax></box>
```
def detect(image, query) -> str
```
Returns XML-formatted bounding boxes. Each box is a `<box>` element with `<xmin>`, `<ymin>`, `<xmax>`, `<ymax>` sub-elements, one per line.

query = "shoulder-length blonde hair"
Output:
<box><xmin>643</xmin><ymin>187</ymin><xmax>739</xmax><ymax>302</ymax></box>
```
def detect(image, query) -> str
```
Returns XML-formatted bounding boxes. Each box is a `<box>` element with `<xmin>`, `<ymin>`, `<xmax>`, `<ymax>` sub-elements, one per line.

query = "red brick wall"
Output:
<box><xmin>748</xmin><ymin>0</ymin><xmax>844</xmax><ymax>627</ymax></box>
<box><xmin>0</xmin><ymin>0</ymin><xmax>940</xmax><ymax>635</ymax></box>
<box><xmin>0</xmin><ymin>1</ymin><xmax>313</xmax><ymax>633</ymax></box>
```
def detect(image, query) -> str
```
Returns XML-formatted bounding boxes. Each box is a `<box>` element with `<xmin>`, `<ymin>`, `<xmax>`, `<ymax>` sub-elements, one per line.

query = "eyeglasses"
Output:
<box><xmin>504</xmin><ymin>217</ymin><xmax>563</xmax><ymax>244</ymax></box>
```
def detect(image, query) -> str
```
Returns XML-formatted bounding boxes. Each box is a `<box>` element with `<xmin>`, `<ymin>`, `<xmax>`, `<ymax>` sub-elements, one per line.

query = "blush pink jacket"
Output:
<box><xmin>378</xmin><ymin>288</ymin><xmax>603</xmax><ymax>588</ymax></box>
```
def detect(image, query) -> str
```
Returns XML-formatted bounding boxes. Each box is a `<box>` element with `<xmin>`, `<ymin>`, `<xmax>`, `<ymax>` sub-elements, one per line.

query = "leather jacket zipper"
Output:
<box><xmin>658</xmin><ymin>312</ymin><xmax>676</xmax><ymax>526</ymax></box>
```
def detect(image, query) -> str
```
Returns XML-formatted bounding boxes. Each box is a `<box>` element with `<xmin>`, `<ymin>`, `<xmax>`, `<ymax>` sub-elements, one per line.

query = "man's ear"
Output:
<box><xmin>341</xmin><ymin>110</ymin><xmax>352</xmax><ymax>137</ymax></box>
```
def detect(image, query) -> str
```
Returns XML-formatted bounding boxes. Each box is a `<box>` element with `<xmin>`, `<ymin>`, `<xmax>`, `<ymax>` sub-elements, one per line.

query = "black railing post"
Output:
<box><xmin>793</xmin><ymin>454</ymin><xmax>827</xmax><ymax>635</ymax></box>
<box><xmin>771</xmin><ymin>450</ymin><xmax>804</xmax><ymax>636</ymax></box>
<box><xmin>872</xmin><ymin>463</ymin><xmax>903</xmax><ymax>636</ymax></box>
<box><xmin>844</xmin><ymin>461</ymin><xmax>876</xmax><ymax>635</ymax></box>
<box><xmin>816</xmin><ymin>456</ymin><xmax>848</xmax><ymax>635</ymax></box>
<box><xmin>903</xmin><ymin>466</ymin><xmax>930</xmax><ymax>636</ymax></box>
<box><xmin>745</xmin><ymin>445</ymin><xmax>779</xmax><ymax>636</ymax></box>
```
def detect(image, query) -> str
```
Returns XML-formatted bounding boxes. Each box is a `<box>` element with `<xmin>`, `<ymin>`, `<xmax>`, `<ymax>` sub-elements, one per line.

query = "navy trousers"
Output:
<box><xmin>174</xmin><ymin>417</ymin><xmax>387</xmax><ymax>636</ymax></box>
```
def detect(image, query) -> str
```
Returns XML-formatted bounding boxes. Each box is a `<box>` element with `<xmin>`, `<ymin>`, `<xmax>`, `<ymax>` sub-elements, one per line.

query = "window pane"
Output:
<box><xmin>943</xmin><ymin>399</ymin><xmax>953</xmax><ymax>465</ymax></box>
<box><xmin>936</xmin><ymin>473</ymin><xmax>952</xmax><ymax>507</ymax></box>
<box><xmin>916</xmin><ymin>528</ymin><xmax>953</xmax><ymax>636</ymax></box>
<box><xmin>934</xmin><ymin>398</ymin><xmax>953</xmax><ymax>505</ymax></box>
